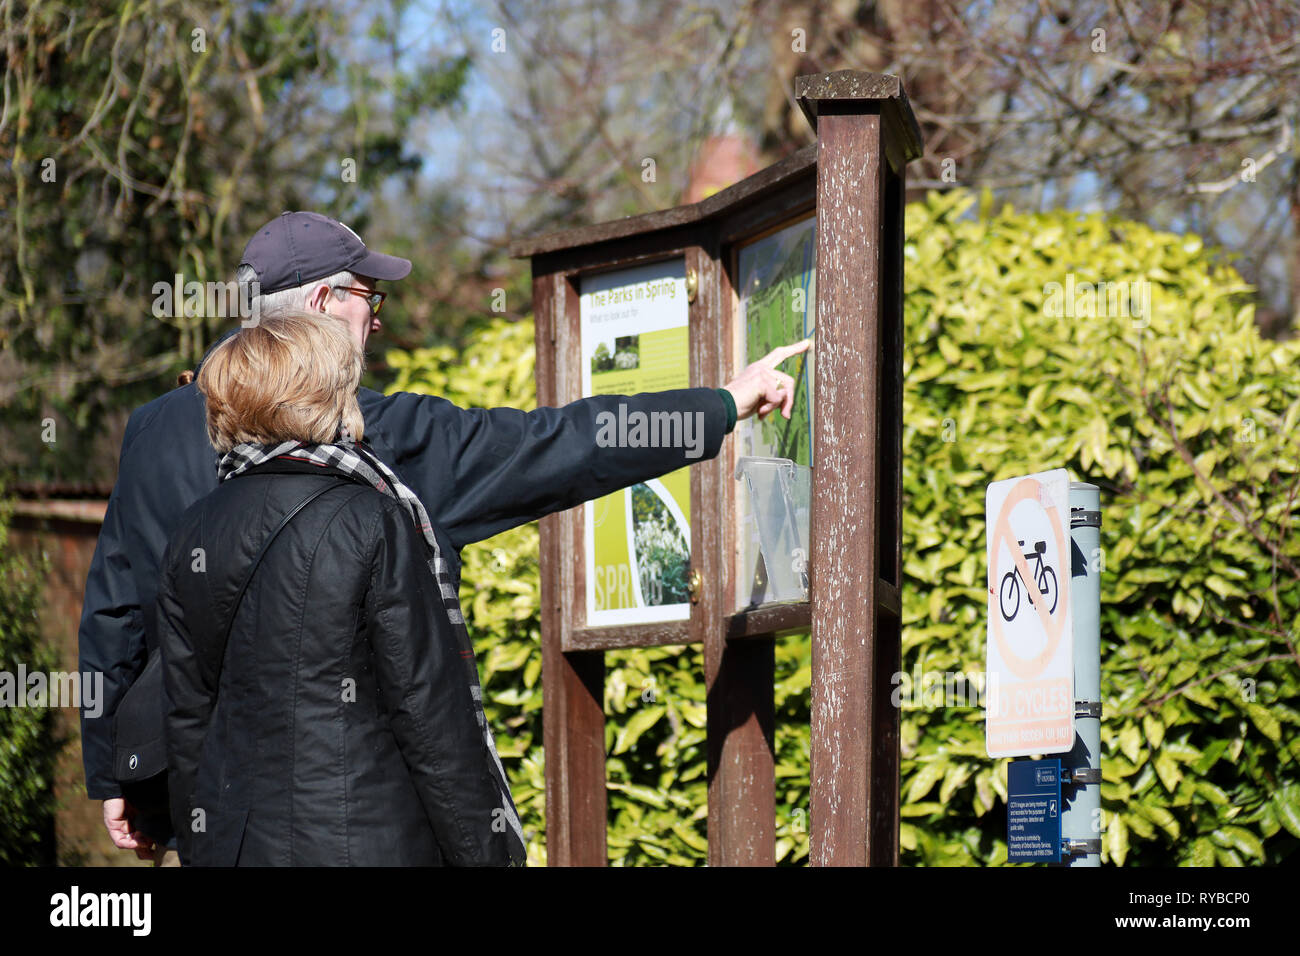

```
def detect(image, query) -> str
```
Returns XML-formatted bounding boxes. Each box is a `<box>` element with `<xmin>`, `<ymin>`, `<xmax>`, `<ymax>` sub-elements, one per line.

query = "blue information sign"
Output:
<box><xmin>1007</xmin><ymin>758</ymin><xmax>1062</xmax><ymax>863</ymax></box>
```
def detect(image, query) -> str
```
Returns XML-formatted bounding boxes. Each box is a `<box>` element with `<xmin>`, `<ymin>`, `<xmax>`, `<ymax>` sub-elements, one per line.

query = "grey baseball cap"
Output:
<box><xmin>240</xmin><ymin>211</ymin><xmax>411</xmax><ymax>294</ymax></box>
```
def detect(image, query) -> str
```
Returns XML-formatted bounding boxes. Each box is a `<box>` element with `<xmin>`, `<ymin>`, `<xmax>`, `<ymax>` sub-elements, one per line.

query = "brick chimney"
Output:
<box><xmin>683</xmin><ymin>134</ymin><xmax>764</xmax><ymax>204</ymax></box>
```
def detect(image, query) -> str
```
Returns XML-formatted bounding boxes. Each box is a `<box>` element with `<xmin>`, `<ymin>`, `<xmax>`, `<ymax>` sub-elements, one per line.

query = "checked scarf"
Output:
<box><xmin>216</xmin><ymin>431</ymin><xmax>527</xmax><ymax>865</ymax></box>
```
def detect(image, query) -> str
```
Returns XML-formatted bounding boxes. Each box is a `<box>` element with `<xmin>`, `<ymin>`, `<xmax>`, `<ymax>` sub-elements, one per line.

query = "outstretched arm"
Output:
<box><xmin>380</xmin><ymin>340</ymin><xmax>812</xmax><ymax>549</ymax></box>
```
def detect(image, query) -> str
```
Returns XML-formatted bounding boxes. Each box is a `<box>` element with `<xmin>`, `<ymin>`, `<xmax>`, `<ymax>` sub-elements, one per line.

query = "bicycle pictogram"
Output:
<box><xmin>998</xmin><ymin>538</ymin><xmax>1058</xmax><ymax>622</ymax></box>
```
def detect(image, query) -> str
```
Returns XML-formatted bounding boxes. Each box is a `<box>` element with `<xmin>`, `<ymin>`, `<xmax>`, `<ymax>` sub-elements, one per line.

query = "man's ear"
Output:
<box><xmin>307</xmin><ymin>283</ymin><xmax>330</xmax><ymax>312</ymax></box>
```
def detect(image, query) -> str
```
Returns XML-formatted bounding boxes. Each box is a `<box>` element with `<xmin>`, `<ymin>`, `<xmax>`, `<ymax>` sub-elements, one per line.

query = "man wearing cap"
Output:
<box><xmin>231</xmin><ymin>211</ymin><xmax>413</xmax><ymax>345</ymax></box>
<box><xmin>78</xmin><ymin>211</ymin><xmax>807</xmax><ymax>866</ymax></box>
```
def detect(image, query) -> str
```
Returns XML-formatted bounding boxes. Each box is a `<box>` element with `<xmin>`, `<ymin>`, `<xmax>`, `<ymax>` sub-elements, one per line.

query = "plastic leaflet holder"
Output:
<box><xmin>734</xmin><ymin>456</ymin><xmax>811</xmax><ymax>604</ymax></box>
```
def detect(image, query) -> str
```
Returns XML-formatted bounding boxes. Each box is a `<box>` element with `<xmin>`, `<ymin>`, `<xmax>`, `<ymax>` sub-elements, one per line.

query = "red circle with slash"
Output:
<box><xmin>989</xmin><ymin>477</ymin><xmax>1070</xmax><ymax>681</ymax></box>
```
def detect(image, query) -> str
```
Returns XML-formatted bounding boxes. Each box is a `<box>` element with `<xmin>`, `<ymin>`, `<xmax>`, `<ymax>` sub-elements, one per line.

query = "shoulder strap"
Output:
<box><xmin>221</xmin><ymin>480</ymin><xmax>341</xmax><ymax>645</ymax></box>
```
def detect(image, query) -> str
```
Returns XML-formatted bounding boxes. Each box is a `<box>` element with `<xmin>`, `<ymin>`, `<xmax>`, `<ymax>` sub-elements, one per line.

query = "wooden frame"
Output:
<box><xmin>510</xmin><ymin>70</ymin><xmax>922</xmax><ymax>867</ymax></box>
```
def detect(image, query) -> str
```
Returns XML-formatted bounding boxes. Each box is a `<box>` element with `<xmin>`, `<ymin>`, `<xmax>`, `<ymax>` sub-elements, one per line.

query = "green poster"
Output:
<box><xmin>739</xmin><ymin>215</ymin><xmax>816</xmax><ymax>465</ymax></box>
<box><xmin>736</xmin><ymin>216</ymin><xmax>816</xmax><ymax>608</ymax></box>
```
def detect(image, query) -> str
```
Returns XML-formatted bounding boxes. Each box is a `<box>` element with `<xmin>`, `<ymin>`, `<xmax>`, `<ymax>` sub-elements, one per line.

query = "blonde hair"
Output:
<box><xmin>197</xmin><ymin>310</ymin><xmax>365</xmax><ymax>454</ymax></box>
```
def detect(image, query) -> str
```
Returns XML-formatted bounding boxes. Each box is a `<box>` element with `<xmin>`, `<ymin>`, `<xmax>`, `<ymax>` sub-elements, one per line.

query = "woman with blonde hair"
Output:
<box><xmin>156</xmin><ymin>310</ymin><xmax>525</xmax><ymax>866</ymax></box>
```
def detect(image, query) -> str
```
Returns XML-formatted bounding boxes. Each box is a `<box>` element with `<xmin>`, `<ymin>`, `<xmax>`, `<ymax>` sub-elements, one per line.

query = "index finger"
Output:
<box><xmin>758</xmin><ymin>338</ymin><xmax>812</xmax><ymax>369</ymax></box>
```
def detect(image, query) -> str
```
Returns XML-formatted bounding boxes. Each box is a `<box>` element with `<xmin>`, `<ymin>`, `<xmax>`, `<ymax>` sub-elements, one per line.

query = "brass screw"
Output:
<box><xmin>687</xmin><ymin>567</ymin><xmax>702</xmax><ymax>603</ymax></box>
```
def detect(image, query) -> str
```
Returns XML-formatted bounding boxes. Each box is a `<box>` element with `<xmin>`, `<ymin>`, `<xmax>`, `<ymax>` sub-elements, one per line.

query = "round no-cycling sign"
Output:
<box><xmin>985</xmin><ymin>468</ymin><xmax>1074</xmax><ymax>758</ymax></box>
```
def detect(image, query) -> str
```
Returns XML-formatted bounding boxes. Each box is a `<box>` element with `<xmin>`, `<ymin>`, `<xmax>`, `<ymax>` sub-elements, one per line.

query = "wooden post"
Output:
<box><xmin>796</xmin><ymin>71</ymin><xmax>922</xmax><ymax>866</ymax></box>
<box><xmin>535</xmin><ymin>271</ymin><xmax>608</xmax><ymax>866</ymax></box>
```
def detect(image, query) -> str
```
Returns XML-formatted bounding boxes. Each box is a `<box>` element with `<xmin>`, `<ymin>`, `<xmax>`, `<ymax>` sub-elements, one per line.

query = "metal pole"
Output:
<box><xmin>1062</xmin><ymin>481</ymin><xmax>1101</xmax><ymax>866</ymax></box>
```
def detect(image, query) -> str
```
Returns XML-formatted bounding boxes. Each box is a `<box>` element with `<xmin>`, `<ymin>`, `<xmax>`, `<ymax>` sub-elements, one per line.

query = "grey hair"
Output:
<box><xmin>236</xmin><ymin>264</ymin><xmax>362</xmax><ymax>314</ymax></box>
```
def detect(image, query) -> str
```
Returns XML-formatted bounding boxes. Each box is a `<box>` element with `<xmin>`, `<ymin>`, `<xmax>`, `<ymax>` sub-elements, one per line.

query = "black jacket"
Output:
<box><xmin>157</xmin><ymin>453</ymin><xmax>523</xmax><ymax>866</ymax></box>
<box><xmin>78</xmin><ymin>326</ymin><xmax>730</xmax><ymax>832</ymax></box>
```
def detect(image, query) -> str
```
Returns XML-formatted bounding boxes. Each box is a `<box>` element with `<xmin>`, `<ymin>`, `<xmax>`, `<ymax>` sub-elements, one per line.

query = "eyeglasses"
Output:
<box><xmin>335</xmin><ymin>286</ymin><xmax>387</xmax><ymax>317</ymax></box>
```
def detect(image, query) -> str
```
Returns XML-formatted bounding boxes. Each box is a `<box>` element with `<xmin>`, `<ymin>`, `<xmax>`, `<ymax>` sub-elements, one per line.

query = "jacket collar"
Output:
<box><xmin>230</xmin><ymin>447</ymin><xmax>381</xmax><ymax>492</ymax></box>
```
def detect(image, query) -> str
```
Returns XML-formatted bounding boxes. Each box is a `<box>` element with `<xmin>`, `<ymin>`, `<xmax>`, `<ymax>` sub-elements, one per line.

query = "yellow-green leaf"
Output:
<box><xmin>1189</xmin><ymin>837</ymin><xmax>1215</xmax><ymax>867</ymax></box>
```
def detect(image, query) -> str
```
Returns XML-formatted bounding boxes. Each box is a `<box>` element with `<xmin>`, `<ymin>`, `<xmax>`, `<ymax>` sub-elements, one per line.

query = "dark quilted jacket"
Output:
<box><xmin>158</xmin><ymin>453</ymin><xmax>523</xmax><ymax>865</ymax></box>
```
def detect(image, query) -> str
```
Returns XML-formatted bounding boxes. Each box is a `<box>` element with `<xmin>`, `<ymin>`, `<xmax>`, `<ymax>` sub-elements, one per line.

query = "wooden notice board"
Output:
<box><xmin>509</xmin><ymin>70</ymin><xmax>923</xmax><ymax>866</ymax></box>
